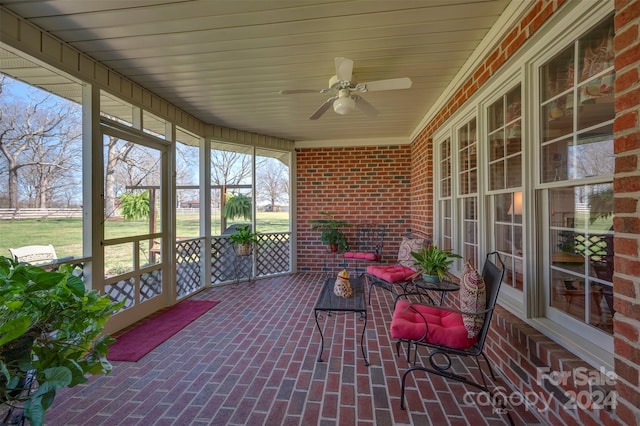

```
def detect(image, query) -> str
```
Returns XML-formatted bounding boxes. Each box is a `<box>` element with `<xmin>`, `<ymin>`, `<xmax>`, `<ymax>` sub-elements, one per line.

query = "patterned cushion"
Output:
<box><xmin>391</xmin><ymin>299</ymin><xmax>478</xmax><ymax>349</ymax></box>
<box><xmin>459</xmin><ymin>262</ymin><xmax>486</xmax><ymax>338</ymax></box>
<box><xmin>397</xmin><ymin>237</ymin><xmax>425</xmax><ymax>268</ymax></box>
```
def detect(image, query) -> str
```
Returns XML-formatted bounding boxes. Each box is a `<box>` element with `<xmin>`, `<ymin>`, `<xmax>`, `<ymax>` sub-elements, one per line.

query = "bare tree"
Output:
<box><xmin>574</xmin><ymin>138</ymin><xmax>614</xmax><ymax>179</ymax></box>
<box><xmin>176</xmin><ymin>142</ymin><xmax>199</xmax><ymax>208</ymax></box>
<box><xmin>104</xmin><ymin>136</ymin><xmax>134</xmax><ymax>217</ymax></box>
<box><xmin>210</xmin><ymin>150</ymin><xmax>252</xmax><ymax>186</ymax></box>
<box><xmin>256</xmin><ymin>158</ymin><xmax>289</xmax><ymax>210</ymax></box>
<box><xmin>0</xmin><ymin>76</ymin><xmax>82</xmax><ymax>208</ymax></box>
<box><xmin>104</xmin><ymin>137</ymin><xmax>162</xmax><ymax>218</ymax></box>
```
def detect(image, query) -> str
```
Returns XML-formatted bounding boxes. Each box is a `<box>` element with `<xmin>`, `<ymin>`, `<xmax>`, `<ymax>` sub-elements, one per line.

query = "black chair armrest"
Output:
<box><xmin>402</xmin><ymin>301</ymin><xmax>493</xmax><ymax>317</ymax></box>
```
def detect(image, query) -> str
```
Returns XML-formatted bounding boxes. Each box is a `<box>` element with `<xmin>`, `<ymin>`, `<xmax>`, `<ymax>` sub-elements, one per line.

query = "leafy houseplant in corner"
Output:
<box><xmin>229</xmin><ymin>225</ymin><xmax>259</xmax><ymax>256</ymax></box>
<box><xmin>411</xmin><ymin>245</ymin><xmax>462</xmax><ymax>283</ymax></box>
<box><xmin>309</xmin><ymin>212</ymin><xmax>350</xmax><ymax>253</ymax></box>
<box><xmin>0</xmin><ymin>256</ymin><xmax>123</xmax><ymax>426</ymax></box>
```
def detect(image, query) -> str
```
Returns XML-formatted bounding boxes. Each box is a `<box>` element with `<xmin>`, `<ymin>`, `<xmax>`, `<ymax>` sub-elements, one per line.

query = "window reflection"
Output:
<box><xmin>548</xmin><ymin>184</ymin><xmax>614</xmax><ymax>333</ymax></box>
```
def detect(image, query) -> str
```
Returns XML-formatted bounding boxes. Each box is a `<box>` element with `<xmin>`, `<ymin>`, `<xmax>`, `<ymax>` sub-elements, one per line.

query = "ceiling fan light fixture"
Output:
<box><xmin>333</xmin><ymin>95</ymin><xmax>355</xmax><ymax>115</ymax></box>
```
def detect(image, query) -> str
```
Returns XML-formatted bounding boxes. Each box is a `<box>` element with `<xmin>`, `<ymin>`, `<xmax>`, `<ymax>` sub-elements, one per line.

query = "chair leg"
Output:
<box><xmin>474</xmin><ymin>356</ymin><xmax>491</xmax><ymax>392</ymax></box>
<box><xmin>480</xmin><ymin>352</ymin><xmax>497</xmax><ymax>381</ymax></box>
<box><xmin>400</xmin><ymin>365</ymin><xmax>422</xmax><ymax>410</ymax></box>
<box><xmin>411</xmin><ymin>342</ymin><xmax>418</xmax><ymax>365</ymax></box>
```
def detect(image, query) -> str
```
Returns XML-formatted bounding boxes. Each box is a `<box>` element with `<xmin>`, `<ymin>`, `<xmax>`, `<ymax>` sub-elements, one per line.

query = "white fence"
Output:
<box><xmin>0</xmin><ymin>208</ymin><xmax>83</xmax><ymax>219</ymax></box>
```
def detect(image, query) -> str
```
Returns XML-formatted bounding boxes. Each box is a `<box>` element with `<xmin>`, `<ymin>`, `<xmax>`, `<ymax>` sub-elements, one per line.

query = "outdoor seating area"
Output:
<box><xmin>43</xmin><ymin>273</ymin><xmax>540</xmax><ymax>425</ymax></box>
<box><xmin>365</xmin><ymin>234</ymin><xmax>430</xmax><ymax>304</ymax></box>
<box><xmin>391</xmin><ymin>253</ymin><xmax>506</xmax><ymax>413</ymax></box>
<box><xmin>8</xmin><ymin>244</ymin><xmax>58</xmax><ymax>265</ymax></box>
<box><xmin>1</xmin><ymin>2</ymin><xmax>635</xmax><ymax>425</ymax></box>
<box><xmin>342</xmin><ymin>224</ymin><xmax>386</xmax><ymax>276</ymax></box>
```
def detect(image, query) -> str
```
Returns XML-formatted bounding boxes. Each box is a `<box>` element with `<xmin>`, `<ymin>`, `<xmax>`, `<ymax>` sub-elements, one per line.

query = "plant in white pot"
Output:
<box><xmin>0</xmin><ymin>256</ymin><xmax>122</xmax><ymax>426</ymax></box>
<box><xmin>411</xmin><ymin>245</ymin><xmax>462</xmax><ymax>283</ymax></box>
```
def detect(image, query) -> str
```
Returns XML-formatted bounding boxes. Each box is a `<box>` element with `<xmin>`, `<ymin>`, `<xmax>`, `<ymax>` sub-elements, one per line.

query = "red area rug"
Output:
<box><xmin>107</xmin><ymin>299</ymin><xmax>219</xmax><ymax>362</ymax></box>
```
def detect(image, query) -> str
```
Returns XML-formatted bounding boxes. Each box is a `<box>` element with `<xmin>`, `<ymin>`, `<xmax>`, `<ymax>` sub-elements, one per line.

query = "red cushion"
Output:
<box><xmin>366</xmin><ymin>265</ymin><xmax>416</xmax><ymax>283</ymax></box>
<box><xmin>344</xmin><ymin>251</ymin><xmax>380</xmax><ymax>261</ymax></box>
<box><xmin>390</xmin><ymin>300</ymin><xmax>478</xmax><ymax>349</ymax></box>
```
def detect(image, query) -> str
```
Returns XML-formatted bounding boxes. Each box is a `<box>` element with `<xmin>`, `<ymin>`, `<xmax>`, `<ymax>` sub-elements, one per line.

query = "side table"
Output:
<box><xmin>411</xmin><ymin>278</ymin><xmax>460</xmax><ymax>305</ymax></box>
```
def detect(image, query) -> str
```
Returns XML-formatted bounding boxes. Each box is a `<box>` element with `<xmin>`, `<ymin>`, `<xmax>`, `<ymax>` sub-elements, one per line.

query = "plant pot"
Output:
<box><xmin>235</xmin><ymin>243</ymin><xmax>252</xmax><ymax>256</ymax></box>
<box><xmin>329</xmin><ymin>244</ymin><xmax>338</xmax><ymax>253</ymax></box>
<box><xmin>421</xmin><ymin>274</ymin><xmax>441</xmax><ymax>284</ymax></box>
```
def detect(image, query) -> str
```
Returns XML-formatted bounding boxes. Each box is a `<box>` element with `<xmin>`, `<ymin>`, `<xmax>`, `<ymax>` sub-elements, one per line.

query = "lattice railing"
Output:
<box><xmin>176</xmin><ymin>238</ymin><xmax>203</xmax><ymax>297</ymax></box>
<box><xmin>256</xmin><ymin>233</ymin><xmax>290</xmax><ymax>277</ymax></box>
<box><xmin>211</xmin><ymin>236</ymin><xmax>237</xmax><ymax>283</ymax></box>
<box><xmin>104</xmin><ymin>277</ymin><xmax>136</xmax><ymax>310</ymax></box>
<box><xmin>104</xmin><ymin>268</ymin><xmax>163</xmax><ymax>310</ymax></box>
<box><xmin>102</xmin><ymin>233</ymin><xmax>291</xmax><ymax>304</ymax></box>
<box><xmin>210</xmin><ymin>232</ymin><xmax>291</xmax><ymax>284</ymax></box>
<box><xmin>140</xmin><ymin>269</ymin><xmax>162</xmax><ymax>301</ymax></box>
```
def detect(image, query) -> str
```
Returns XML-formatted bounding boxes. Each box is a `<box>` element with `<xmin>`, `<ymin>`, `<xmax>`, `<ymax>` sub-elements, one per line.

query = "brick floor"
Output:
<box><xmin>42</xmin><ymin>273</ymin><xmax>545</xmax><ymax>425</ymax></box>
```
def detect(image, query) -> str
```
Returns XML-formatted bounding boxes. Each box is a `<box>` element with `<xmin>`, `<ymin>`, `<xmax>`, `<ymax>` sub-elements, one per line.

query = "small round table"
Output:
<box><xmin>412</xmin><ymin>278</ymin><xmax>460</xmax><ymax>305</ymax></box>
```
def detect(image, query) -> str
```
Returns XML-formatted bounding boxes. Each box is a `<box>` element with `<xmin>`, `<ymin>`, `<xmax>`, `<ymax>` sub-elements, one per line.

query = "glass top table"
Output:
<box><xmin>313</xmin><ymin>277</ymin><xmax>368</xmax><ymax>366</ymax></box>
<box><xmin>409</xmin><ymin>278</ymin><xmax>460</xmax><ymax>305</ymax></box>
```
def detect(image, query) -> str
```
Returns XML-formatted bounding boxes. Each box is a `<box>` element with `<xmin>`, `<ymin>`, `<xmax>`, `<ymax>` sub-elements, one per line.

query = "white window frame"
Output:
<box><xmin>529</xmin><ymin>11</ymin><xmax>615</xmax><ymax>364</ymax></box>
<box><xmin>430</xmin><ymin>0</ymin><xmax>614</xmax><ymax>369</ymax></box>
<box><xmin>480</xmin><ymin>76</ymin><xmax>526</xmax><ymax>312</ymax></box>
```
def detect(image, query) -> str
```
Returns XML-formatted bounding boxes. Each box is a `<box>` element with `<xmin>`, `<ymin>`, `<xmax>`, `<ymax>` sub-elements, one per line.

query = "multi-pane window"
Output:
<box><xmin>458</xmin><ymin>118</ymin><xmax>479</xmax><ymax>267</ymax></box>
<box><xmin>438</xmin><ymin>138</ymin><xmax>453</xmax><ymax>251</ymax></box>
<box><xmin>487</xmin><ymin>85</ymin><xmax>524</xmax><ymax>291</ymax></box>
<box><xmin>540</xmin><ymin>17</ymin><xmax>614</xmax><ymax>334</ymax></box>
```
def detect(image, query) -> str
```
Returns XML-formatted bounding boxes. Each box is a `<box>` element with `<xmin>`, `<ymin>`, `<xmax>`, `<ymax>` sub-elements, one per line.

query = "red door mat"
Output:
<box><xmin>107</xmin><ymin>299</ymin><xmax>219</xmax><ymax>362</ymax></box>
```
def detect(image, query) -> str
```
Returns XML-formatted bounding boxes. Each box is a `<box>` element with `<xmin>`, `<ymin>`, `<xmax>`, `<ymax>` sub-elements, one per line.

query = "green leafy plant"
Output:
<box><xmin>119</xmin><ymin>191</ymin><xmax>150</xmax><ymax>220</ymax></box>
<box><xmin>411</xmin><ymin>245</ymin><xmax>462</xmax><ymax>281</ymax></box>
<box><xmin>229</xmin><ymin>225</ymin><xmax>259</xmax><ymax>246</ymax></box>
<box><xmin>309</xmin><ymin>213</ymin><xmax>350</xmax><ymax>253</ymax></box>
<box><xmin>223</xmin><ymin>193</ymin><xmax>252</xmax><ymax>221</ymax></box>
<box><xmin>0</xmin><ymin>256</ymin><xmax>123</xmax><ymax>426</ymax></box>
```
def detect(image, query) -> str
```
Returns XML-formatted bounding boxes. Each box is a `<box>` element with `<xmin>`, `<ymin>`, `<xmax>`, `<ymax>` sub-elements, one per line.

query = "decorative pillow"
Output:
<box><xmin>397</xmin><ymin>237</ymin><xmax>425</xmax><ymax>269</ymax></box>
<box><xmin>459</xmin><ymin>262</ymin><xmax>486</xmax><ymax>338</ymax></box>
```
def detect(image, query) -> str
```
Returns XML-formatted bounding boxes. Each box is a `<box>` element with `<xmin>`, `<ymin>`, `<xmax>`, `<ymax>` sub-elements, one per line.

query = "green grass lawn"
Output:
<box><xmin>0</xmin><ymin>212</ymin><xmax>290</xmax><ymax>260</ymax></box>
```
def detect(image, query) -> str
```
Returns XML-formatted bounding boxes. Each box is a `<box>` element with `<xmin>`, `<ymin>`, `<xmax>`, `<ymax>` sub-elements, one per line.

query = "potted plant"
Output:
<box><xmin>309</xmin><ymin>213</ymin><xmax>350</xmax><ymax>253</ymax></box>
<box><xmin>411</xmin><ymin>245</ymin><xmax>462</xmax><ymax>283</ymax></box>
<box><xmin>0</xmin><ymin>256</ymin><xmax>123</xmax><ymax>426</ymax></box>
<box><xmin>223</xmin><ymin>193</ymin><xmax>252</xmax><ymax>221</ymax></box>
<box><xmin>229</xmin><ymin>225</ymin><xmax>259</xmax><ymax>256</ymax></box>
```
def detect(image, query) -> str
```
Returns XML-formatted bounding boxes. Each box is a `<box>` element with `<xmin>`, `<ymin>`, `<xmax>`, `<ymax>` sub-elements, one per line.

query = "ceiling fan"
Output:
<box><xmin>279</xmin><ymin>57</ymin><xmax>412</xmax><ymax>120</ymax></box>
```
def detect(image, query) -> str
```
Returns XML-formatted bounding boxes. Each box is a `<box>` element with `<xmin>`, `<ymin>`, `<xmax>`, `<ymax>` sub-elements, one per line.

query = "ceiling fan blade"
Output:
<box><xmin>280</xmin><ymin>89</ymin><xmax>322</xmax><ymax>95</ymax></box>
<box><xmin>353</xmin><ymin>95</ymin><xmax>378</xmax><ymax>117</ymax></box>
<box><xmin>309</xmin><ymin>97</ymin><xmax>336</xmax><ymax>120</ymax></box>
<box><xmin>335</xmin><ymin>57</ymin><xmax>353</xmax><ymax>82</ymax></box>
<box><xmin>360</xmin><ymin>77</ymin><xmax>412</xmax><ymax>92</ymax></box>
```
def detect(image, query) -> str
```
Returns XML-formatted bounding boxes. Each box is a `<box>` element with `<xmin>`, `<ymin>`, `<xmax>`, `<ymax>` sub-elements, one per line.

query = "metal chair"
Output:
<box><xmin>391</xmin><ymin>252</ymin><xmax>511</xmax><ymax>422</ymax></box>
<box><xmin>8</xmin><ymin>244</ymin><xmax>58</xmax><ymax>265</ymax></box>
<box><xmin>364</xmin><ymin>234</ymin><xmax>429</xmax><ymax>304</ymax></box>
<box><xmin>343</xmin><ymin>224</ymin><xmax>385</xmax><ymax>276</ymax></box>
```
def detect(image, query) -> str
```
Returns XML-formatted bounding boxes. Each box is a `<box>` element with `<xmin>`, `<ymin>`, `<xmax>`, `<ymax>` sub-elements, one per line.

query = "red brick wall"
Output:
<box><xmin>406</xmin><ymin>0</ymin><xmax>629</xmax><ymax>425</ymax></box>
<box><xmin>296</xmin><ymin>145</ymin><xmax>412</xmax><ymax>272</ymax></box>
<box><xmin>612</xmin><ymin>1</ymin><xmax>640</xmax><ymax>424</ymax></box>
<box><xmin>410</xmin><ymin>133</ymin><xmax>434</xmax><ymax>235</ymax></box>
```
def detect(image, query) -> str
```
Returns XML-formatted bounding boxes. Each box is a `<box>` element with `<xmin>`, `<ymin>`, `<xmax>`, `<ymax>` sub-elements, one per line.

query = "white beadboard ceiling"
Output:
<box><xmin>0</xmin><ymin>0</ymin><xmax>515</xmax><ymax>144</ymax></box>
